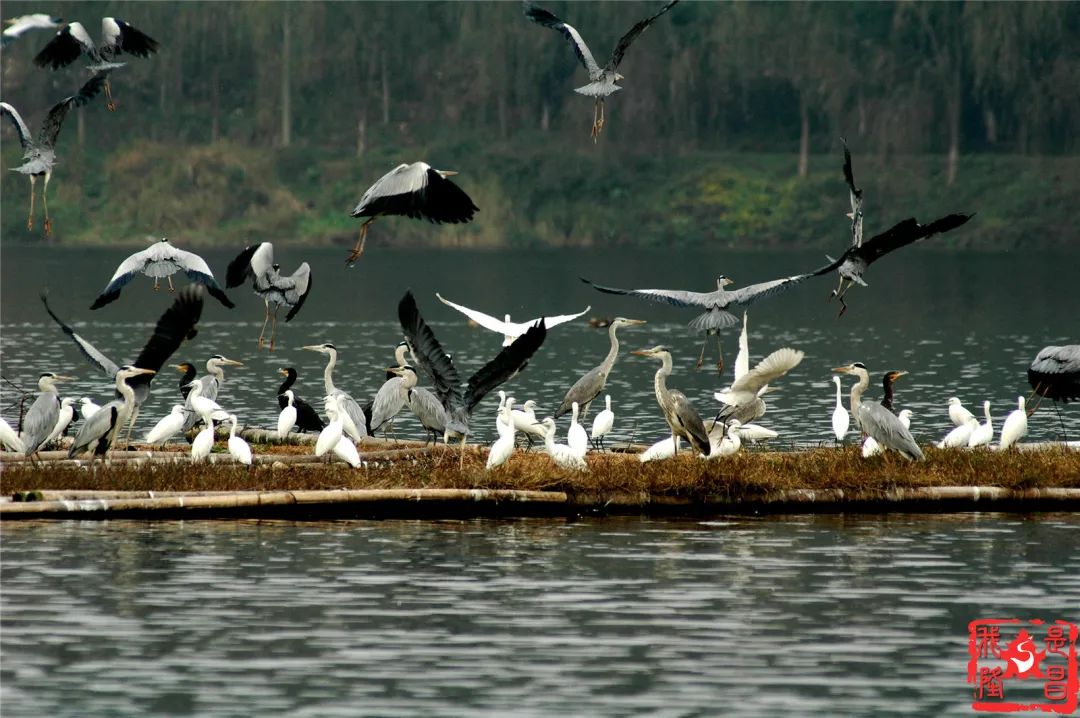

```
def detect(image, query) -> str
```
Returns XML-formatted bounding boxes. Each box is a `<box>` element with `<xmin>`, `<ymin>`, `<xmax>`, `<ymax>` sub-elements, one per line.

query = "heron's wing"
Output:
<box><xmin>282</xmin><ymin>263</ymin><xmax>312</xmax><ymax>321</ymax></box>
<box><xmin>463</xmin><ymin>320</ymin><xmax>547</xmax><ymax>414</ymax></box>
<box><xmin>39</xmin><ymin>72</ymin><xmax>109</xmax><ymax>148</ymax></box>
<box><xmin>688</xmin><ymin>309</ymin><xmax>739</xmax><ymax>332</ymax></box>
<box><xmin>734</xmin><ymin>312</ymin><xmax>749</xmax><ymax>381</ymax></box>
<box><xmin>435</xmin><ymin>293</ymin><xmax>511</xmax><ymax>335</ymax></box>
<box><xmin>351</xmin><ymin>163</ymin><xmax>428</xmax><ymax>218</ymax></box>
<box><xmin>580</xmin><ymin>277</ymin><xmax>717</xmax><ymax>309</ymax></box>
<box><xmin>0</xmin><ymin>103</ymin><xmax>33</xmax><ymax>149</ymax></box>
<box><xmin>1028</xmin><ymin>344</ymin><xmax>1080</xmax><ymax>402</ymax></box>
<box><xmin>1030</xmin><ymin>345</ymin><xmax>1080</xmax><ymax>375</ymax></box>
<box><xmin>841</xmin><ymin>138</ymin><xmax>864</xmax><ymax>248</ymax></box>
<box><xmin>668</xmin><ymin>388</ymin><xmax>711</xmax><ymax>456</ymax></box>
<box><xmin>69</xmin><ymin>402</ymin><xmax>119</xmax><ymax>457</ymax></box>
<box><xmin>608</xmin><ymin>0</ymin><xmax>680</xmax><ymax>70</ymax></box>
<box><xmin>130</xmin><ymin>285</ymin><xmax>205</xmax><ymax>378</ymax></box>
<box><xmin>41</xmin><ymin>293</ymin><xmax>120</xmax><ymax>377</ymax></box>
<box><xmin>721</xmin><ymin>273</ymin><xmax>814</xmax><ymax>309</ymax></box>
<box><xmin>101</xmin><ymin>17</ymin><xmax>159</xmax><ymax>57</ymax></box>
<box><xmin>729</xmin><ymin>347</ymin><xmax>804</xmax><ymax>394</ymax></box>
<box><xmin>523</xmin><ymin>2</ymin><xmax>601</xmax><ymax>77</ymax></box>
<box><xmin>336</xmin><ymin>392</ymin><xmax>369</xmax><ymax>439</ymax></box>
<box><xmin>858</xmin><ymin>403</ymin><xmax>923</xmax><ymax>460</ymax></box>
<box><xmin>537</xmin><ymin>305</ymin><xmax>591</xmax><ymax>329</ymax></box>
<box><xmin>173</xmin><ymin>247</ymin><xmax>234</xmax><ymax>308</ymax></box>
<box><xmin>407</xmin><ymin>387</ymin><xmax>447</xmax><ymax>432</ymax></box>
<box><xmin>420</xmin><ymin>169</ymin><xmax>479</xmax><ymax>224</ymax></box>
<box><xmin>857</xmin><ymin>214</ymin><xmax>973</xmax><ymax>265</ymax></box>
<box><xmin>398</xmin><ymin>291</ymin><xmax>463</xmax><ymax>411</ymax></box>
<box><xmin>33</xmin><ymin>22</ymin><xmax>96</xmax><ymax>69</ymax></box>
<box><xmin>225</xmin><ymin>243</ymin><xmax>267</xmax><ymax>288</ymax></box>
<box><xmin>90</xmin><ymin>245</ymin><xmax>155</xmax><ymax>309</ymax></box>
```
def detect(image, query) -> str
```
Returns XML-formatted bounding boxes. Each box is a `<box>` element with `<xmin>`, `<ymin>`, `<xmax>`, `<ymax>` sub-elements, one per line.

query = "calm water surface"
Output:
<box><xmin>1</xmin><ymin>514</ymin><xmax>1078</xmax><ymax>717</ymax></box>
<box><xmin>1</xmin><ymin>246</ymin><xmax>1076</xmax><ymax>445</ymax></box>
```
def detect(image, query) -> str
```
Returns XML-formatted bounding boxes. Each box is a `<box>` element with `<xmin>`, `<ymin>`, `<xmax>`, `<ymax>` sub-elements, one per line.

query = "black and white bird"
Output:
<box><xmin>524</xmin><ymin>0</ymin><xmax>680</xmax><ymax>141</ymax></box>
<box><xmin>346</xmin><ymin>162</ymin><xmax>479</xmax><ymax>265</ymax></box>
<box><xmin>276</xmin><ymin>367</ymin><xmax>324</xmax><ymax>433</ymax></box>
<box><xmin>33</xmin><ymin>18</ymin><xmax>159</xmax><ymax>111</ymax></box>
<box><xmin>225</xmin><ymin>242</ymin><xmax>312</xmax><ymax>350</ymax></box>
<box><xmin>1027</xmin><ymin>344</ymin><xmax>1080</xmax><ymax>438</ymax></box>
<box><xmin>91</xmin><ymin>238</ymin><xmax>234</xmax><ymax>310</ymax></box>
<box><xmin>2</xmin><ymin>14</ymin><xmax>63</xmax><ymax>47</ymax></box>
<box><xmin>822</xmin><ymin>142</ymin><xmax>973</xmax><ymax>316</ymax></box>
<box><xmin>436</xmin><ymin>293</ymin><xmax>590</xmax><ymax>347</ymax></box>
<box><xmin>1</xmin><ymin>73</ymin><xmax>109</xmax><ymax>235</ymax></box>
<box><xmin>42</xmin><ymin>287</ymin><xmax>204</xmax><ymax>442</ymax></box>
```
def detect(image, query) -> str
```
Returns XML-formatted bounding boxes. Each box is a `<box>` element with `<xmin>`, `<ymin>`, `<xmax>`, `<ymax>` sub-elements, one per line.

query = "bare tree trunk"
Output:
<box><xmin>983</xmin><ymin>107</ymin><xmax>996</xmax><ymax>145</ymax></box>
<box><xmin>381</xmin><ymin>50</ymin><xmax>390</xmax><ymax>125</ymax></box>
<box><xmin>798</xmin><ymin>92</ymin><xmax>809</xmax><ymax>178</ymax></box>
<box><xmin>77</xmin><ymin>109</ymin><xmax>85</xmax><ymax>148</ymax></box>
<box><xmin>281</xmin><ymin>8</ymin><xmax>292</xmax><ymax>148</ymax></box>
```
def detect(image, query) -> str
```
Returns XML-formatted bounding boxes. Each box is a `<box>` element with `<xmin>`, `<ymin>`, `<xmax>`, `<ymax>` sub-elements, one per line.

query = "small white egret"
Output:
<box><xmin>937</xmin><ymin>418</ymin><xmax>979</xmax><ymax>449</ymax></box>
<box><xmin>316</xmin><ymin>395</ymin><xmax>346</xmax><ymax>461</ymax></box>
<box><xmin>639</xmin><ymin>436</ymin><xmax>677</xmax><ymax>463</ymax></box>
<box><xmin>999</xmin><ymin>396</ymin><xmax>1028</xmax><ymax>450</ymax></box>
<box><xmin>278</xmin><ymin>390</ymin><xmax>298</xmax><ymax>439</ymax></box>
<box><xmin>144</xmin><ymin>404</ymin><xmax>186</xmax><ymax>447</ymax></box>
<box><xmin>738</xmin><ymin>424</ymin><xmax>778</xmax><ymax>443</ymax></box>
<box><xmin>331</xmin><ymin>436</ymin><xmax>362</xmax><ymax>468</ymax></box>
<box><xmin>511</xmin><ymin>400</ymin><xmax>547</xmax><ymax>448</ymax></box>
<box><xmin>567</xmin><ymin>401</ymin><xmax>589</xmax><ymax>457</ymax></box>
<box><xmin>590</xmin><ymin>395</ymin><xmax>615</xmax><ymax>450</ymax></box>
<box><xmin>537</xmin><ymin>417</ymin><xmax>588</xmax><ymax>471</ymax></box>
<box><xmin>948</xmin><ymin>397</ymin><xmax>976</xmax><ymax>428</ymax></box>
<box><xmin>191</xmin><ymin>422</ymin><xmax>215</xmax><ymax>464</ymax></box>
<box><xmin>708</xmin><ymin>419</ymin><xmax>742</xmax><ymax>458</ymax></box>
<box><xmin>831</xmin><ymin>375</ymin><xmax>849</xmax><ymax>442</ymax></box>
<box><xmin>1</xmin><ymin>417</ymin><xmax>26</xmax><ymax>453</ymax></box>
<box><xmin>967</xmin><ymin>401</ymin><xmax>993</xmax><ymax>448</ymax></box>
<box><xmin>79</xmin><ymin>397</ymin><xmax>101</xmax><ymax>421</ymax></box>
<box><xmin>43</xmin><ymin>396</ymin><xmax>77</xmax><ymax>448</ymax></box>
<box><xmin>226</xmin><ymin>415</ymin><xmax>252</xmax><ymax>466</ymax></box>
<box><xmin>486</xmin><ymin>404</ymin><xmax>516</xmax><ymax>470</ymax></box>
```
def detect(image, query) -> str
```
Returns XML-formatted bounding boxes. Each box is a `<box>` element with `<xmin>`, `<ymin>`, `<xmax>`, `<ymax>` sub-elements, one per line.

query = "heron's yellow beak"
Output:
<box><xmin>440</xmin><ymin>170</ymin><xmax>459</xmax><ymax>177</ymax></box>
<box><xmin>56</xmin><ymin>375</ymin><xmax>77</xmax><ymax>381</ymax></box>
<box><xmin>133</xmin><ymin>368</ymin><xmax>157</xmax><ymax>376</ymax></box>
<box><xmin>301</xmin><ymin>345</ymin><xmax>323</xmax><ymax>352</ymax></box>
<box><xmin>631</xmin><ymin>349</ymin><xmax>651</xmax><ymax>357</ymax></box>
<box><xmin>832</xmin><ymin>366</ymin><xmax>852</xmax><ymax>374</ymax></box>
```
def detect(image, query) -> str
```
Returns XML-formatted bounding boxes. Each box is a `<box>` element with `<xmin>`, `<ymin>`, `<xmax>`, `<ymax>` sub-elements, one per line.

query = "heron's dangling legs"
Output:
<box><xmin>833</xmin><ymin>279</ymin><xmax>854</xmax><ymax>318</ymax></box>
<box><xmin>105</xmin><ymin>78</ymin><xmax>116</xmax><ymax>112</ymax></box>
<box><xmin>346</xmin><ymin>219</ymin><xmax>374</xmax><ymax>265</ymax></box>
<box><xmin>598</xmin><ymin>98</ymin><xmax>605</xmax><ymax>133</ymax></box>
<box><xmin>268</xmin><ymin>306</ymin><xmax>280</xmax><ymax>352</ymax></box>
<box><xmin>153</xmin><ymin>277</ymin><xmax>160</xmax><ymax>290</ymax></box>
<box><xmin>27</xmin><ymin>176</ymin><xmax>37</xmax><ymax>230</ymax></box>
<box><xmin>715</xmin><ymin>333</ymin><xmax>725</xmax><ymax>376</ymax></box>
<box><xmin>167</xmin><ymin>275</ymin><xmax>175</xmax><ymax>292</ymax></box>
<box><xmin>590</xmin><ymin>99</ymin><xmax>601</xmax><ymax>143</ymax></box>
<box><xmin>1025</xmin><ymin>383</ymin><xmax>1045</xmax><ymax>417</ymax></box>
<box><xmin>695</xmin><ymin>340</ymin><xmax>707</xmax><ymax>371</ymax></box>
<box><xmin>257</xmin><ymin>301</ymin><xmax>271</xmax><ymax>350</ymax></box>
<box><xmin>42</xmin><ymin>173</ymin><xmax>53</xmax><ymax>235</ymax></box>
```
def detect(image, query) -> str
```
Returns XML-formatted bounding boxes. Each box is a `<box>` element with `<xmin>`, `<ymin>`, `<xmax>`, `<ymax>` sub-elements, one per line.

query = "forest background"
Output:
<box><xmin>1</xmin><ymin>1</ymin><xmax>1076</xmax><ymax>250</ymax></box>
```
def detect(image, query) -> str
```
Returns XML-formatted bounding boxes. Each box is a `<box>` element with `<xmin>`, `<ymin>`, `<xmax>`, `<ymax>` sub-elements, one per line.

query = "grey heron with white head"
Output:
<box><xmin>1</xmin><ymin>72</ymin><xmax>109</xmax><ymax>235</ymax></box>
<box><xmin>91</xmin><ymin>238</ymin><xmax>234</xmax><ymax>309</ymax></box>
<box><xmin>346</xmin><ymin>162</ymin><xmax>479</xmax><ymax>265</ymax></box>
<box><xmin>301</xmin><ymin>343</ymin><xmax>369</xmax><ymax>442</ymax></box>
<box><xmin>833</xmin><ymin>363</ymin><xmax>923</xmax><ymax>460</ymax></box>
<box><xmin>225</xmin><ymin>242</ymin><xmax>312</xmax><ymax>350</ymax></box>
<box><xmin>19</xmin><ymin>371</ymin><xmax>76</xmax><ymax>456</ymax></box>
<box><xmin>554</xmin><ymin>316</ymin><xmax>645</xmax><ymax>421</ymax></box>
<box><xmin>631</xmin><ymin>345</ymin><xmax>711</xmax><ymax>458</ymax></box>
<box><xmin>68</xmin><ymin>365</ymin><xmax>156</xmax><ymax>464</ymax></box>
<box><xmin>436</xmin><ymin>293</ymin><xmax>590</xmax><ymax>347</ymax></box>
<box><xmin>524</xmin><ymin>0</ymin><xmax>680</xmax><ymax>141</ymax></box>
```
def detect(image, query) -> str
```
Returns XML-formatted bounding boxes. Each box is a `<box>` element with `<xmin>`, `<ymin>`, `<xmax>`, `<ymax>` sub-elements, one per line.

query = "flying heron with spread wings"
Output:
<box><xmin>1</xmin><ymin>72</ymin><xmax>109</xmax><ymax>234</ymax></box>
<box><xmin>2</xmin><ymin>14</ymin><xmax>63</xmax><ymax>47</ymax></box>
<box><xmin>524</xmin><ymin>0</ymin><xmax>680</xmax><ymax>141</ymax></box>
<box><xmin>91</xmin><ymin>238</ymin><xmax>234</xmax><ymax>310</ymax></box>
<box><xmin>226</xmin><ymin>242</ymin><xmax>312</xmax><ymax>350</ymax></box>
<box><xmin>436</xmin><ymin>293</ymin><xmax>589</xmax><ymax>346</ymax></box>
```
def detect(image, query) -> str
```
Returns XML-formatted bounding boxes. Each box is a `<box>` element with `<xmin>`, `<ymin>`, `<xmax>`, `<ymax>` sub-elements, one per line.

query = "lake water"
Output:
<box><xmin>2</xmin><ymin>514</ymin><xmax>1078</xmax><ymax>716</ymax></box>
<box><xmin>1</xmin><ymin>246</ymin><xmax>1077</xmax><ymax>446</ymax></box>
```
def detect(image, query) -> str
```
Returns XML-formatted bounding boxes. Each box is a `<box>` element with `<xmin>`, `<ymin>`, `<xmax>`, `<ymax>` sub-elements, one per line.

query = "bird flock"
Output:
<box><xmin>1</xmin><ymin>6</ymin><xmax>1076</xmax><ymax>472</ymax></box>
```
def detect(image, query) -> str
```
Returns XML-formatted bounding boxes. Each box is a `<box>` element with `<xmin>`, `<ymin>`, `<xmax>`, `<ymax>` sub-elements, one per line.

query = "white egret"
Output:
<box><xmin>316</xmin><ymin>395</ymin><xmax>346</xmax><ymax>461</ymax></box>
<box><xmin>937</xmin><ymin>418</ymin><xmax>979</xmax><ymax>449</ymax></box>
<box><xmin>948</xmin><ymin>397</ymin><xmax>976</xmax><ymax>428</ymax></box>
<box><xmin>999</xmin><ymin>397</ymin><xmax>1028</xmax><ymax>450</ymax></box>
<box><xmin>831</xmin><ymin>375</ymin><xmax>849</xmax><ymax>442</ymax></box>
<box><xmin>43</xmin><ymin>396</ymin><xmax>77</xmax><ymax>448</ymax></box>
<box><xmin>639</xmin><ymin>436</ymin><xmax>677</xmax><ymax>463</ymax></box>
<box><xmin>436</xmin><ymin>293</ymin><xmax>590</xmax><ymax>347</ymax></box>
<box><xmin>1</xmin><ymin>417</ymin><xmax>26</xmax><ymax>453</ymax></box>
<box><xmin>967</xmin><ymin>401</ymin><xmax>994</xmax><ymax>448</ymax></box>
<box><xmin>486</xmin><ymin>404</ymin><xmax>516</xmax><ymax>470</ymax></box>
<box><xmin>537</xmin><ymin>417</ymin><xmax>588</xmax><ymax>471</ymax></box>
<box><xmin>226</xmin><ymin>415</ymin><xmax>252</xmax><ymax>466</ymax></box>
<box><xmin>738</xmin><ymin>424</ymin><xmax>778</xmax><ymax>443</ymax></box>
<box><xmin>276</xmin><ymin>368</ymin><xmax>324</xmax><ymax>433</ymax></box>
<box><xmin>79</xmin><ymin>397</ymin><xmax>101</xmax><ymax>421</ymax></box>
<box><xmin>567</xmin><ymin>401</ymin><xmax>589</xmax><ymax>457</ymax></box>
<box><xmin>144</xmin><ymin>404</ymin><xmax>186</xmax><ymax>447</ymax></box>
<box><xmin>511</xmin><ymin>399</ymin><xmax>547</xmax><ymax>449</ymax></box>
<box><xmin>590</xmin><ymin>395</ymin><xmax>615</xmax><ymax>450</ymax></box>
<box><xmin>278</xmin><ymin>390</ymin><xmax>298</xmax><ymax>439</ymax></box>
<box><xmin>708</xmin><ymin>419</ymin><xmax>742</xmax><ymax>458</ymax></box>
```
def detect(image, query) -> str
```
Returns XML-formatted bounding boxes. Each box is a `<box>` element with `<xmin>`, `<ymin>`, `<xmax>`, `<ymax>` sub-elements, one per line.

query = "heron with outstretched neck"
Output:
<box><xmin>631</xmin><ymin>345</ymin><xmax>711</xmax><ymax>458</ymax></box>
<box><xmin>555</xmin><ymin>317</ymin><xmax>645</xmax><ymax>421</ymax></box>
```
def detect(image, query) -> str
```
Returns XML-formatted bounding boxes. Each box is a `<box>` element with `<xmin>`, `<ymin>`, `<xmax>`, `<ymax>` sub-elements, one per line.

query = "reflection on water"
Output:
<box><xmin>1</xmin><ymin>515</ymin><xmax>1077</xmax><ymax>716</ymax></box>
<box><xmin>1</xmin><ymin>246</ymin><xmax>1077</xmax><ymax>446</ymax></box>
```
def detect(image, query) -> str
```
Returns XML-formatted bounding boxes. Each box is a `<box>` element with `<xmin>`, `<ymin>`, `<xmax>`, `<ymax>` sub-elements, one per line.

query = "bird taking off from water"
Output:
<box><xmin>226</xmin><ymin>242</ymin><xmax>312</xmax><ymax>350</ymax></box>
<box><xmin>524</xmin><ymin>0</ymin><xmax>680</xmax><ymax>142</ymax></box>
<box><xmin>436</xmin><ymin>293</ymin><xmax>590</xmax><ymax>346</ymax></box>
<box><xmin>346</xmin><ymin>162</ymin><xmax>478</xmax><ymax>265</ymax></box>
<box><xmin>1</xmin><ymin>73</ymin><xmax>109</xmax><ymax>235</ymax></box>
<box><xmin>33</xmin><ymin>17</ymin><xmax>159</xmax><ymax>110</ymax></box>
<box><xmin>2</xmin><ymin>14</ymin><xmax>63</xmax><ymax>47</ymax></box>
<box><xmin>91</xmin><ymin>238</ymin><xmax>234</xmax><ymax>310</ymax></box>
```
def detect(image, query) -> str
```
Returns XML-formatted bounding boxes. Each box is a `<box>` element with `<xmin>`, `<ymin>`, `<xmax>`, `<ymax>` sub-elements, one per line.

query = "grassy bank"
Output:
<box><xmin>3</xmin><ymin>134</ymin><xmax>1076</xmax><ymax>251</ymax></box>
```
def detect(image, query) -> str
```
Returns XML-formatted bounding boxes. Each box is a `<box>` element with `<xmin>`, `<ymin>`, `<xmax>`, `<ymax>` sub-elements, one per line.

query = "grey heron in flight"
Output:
<box><xmin>68</xmin><ymin>365</ymin><xmax>156</xmax><ymax>465</ymax></box>
<box><xmin>822</xmin><ymin>142</ymin><xmax>973</xmax><ymax>316</ymax></box>
<box><xmin>91</xmin><ymin>238</ymin><xmax>234</xmax><ymax>310</ymax></box>
<box><xmin>19</xmin><ymin>372</ymin><xmax>76</xmax><ymax>457</ymax></box>
<box><xmin>1</xmin><ymin>72</ymin><xmax>109</xmax><ymax>235</ymax></box>
<box><xmin>34</xmin><ymin>18</ymin><xmax>159</xmax><ymax>110</ymax></box>
<box><xmin>398</xmin><ymin>291</ymin><xmax>547</xmax><ymax>463</ymax></box>
<box><xmin>436</xmin><ymin>293</ymin><xmax>590</xmax><ymax>346</ymax></box>
<box><xmin>524</xmin><ymin>0</ymin><xmax>680</xmax><ymax>141</ymax></box>
<box><xmin>631</xmin><ymin>345</ymin><xmax>711</xmax><ymax>458</ymax></box>
<box><xmin>276</xmin><ymin>368</ymin><xmax>325</xmax><ymax>433</ymax></box>
<box><xmin>301</xmin><ymin>343</ymin><xmax>369</xmax><ymax>442</ymax></box>
<box><xmin>581</xmin><ymin>270</ymin><xmax>824</xmax><ymax>374</ymax></box>
<box><xmin>1027</xmin><ymin>344</ymin><xmax>1080</xmax><ymax>438</ymax></box>
<box><xmin>555</xmin><ymin>316</ymin><xmax>645</xmax><ymax>421</ymax></box>
<box><xmin>2</xmin><ymin>14</ymin><xmax>63</xmax><ymax>47</ymax></box>
<box><xmin>833</xmin><ymin>362</ymin><xmax>923</xmax><ymax>460</ymax></box>
<box><xmin>41</xmin><ymin>286</ymin><xmax>204</xmax><ymax>441</ymax></box>
<box><xmin>226</xmin><ymin>242</ymin><xmax>312</xmax><ymax>350</ymax></box>
<box><xmin>346</xmin><ymin>162</ymin><xmax>479</xmax><ymax>265</ymax></box>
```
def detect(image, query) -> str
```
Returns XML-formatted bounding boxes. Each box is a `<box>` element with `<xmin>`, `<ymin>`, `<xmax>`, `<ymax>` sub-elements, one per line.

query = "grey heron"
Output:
<box><xmin>590</xmin><ymin>395</ymin><xmax>615</xmax><ymax>450</ymax></box>
<box><xmin>68</xmin><ymin>365</ymin><xmax>156</xmax><ymax>463</ymax></box>
<box><xmin>346</xmin><ymin>162</ymin><xmax>479</xmax><ymax>265</ymax></box>
<box><xmin>1</xmin><ymin>418</ymin><xmax>26</xmax><ymax>453</ymax></box>
<box><xmin>42</xmin><ymin>286</ymin><xmax>204</xmax><ymax>441</ymax></box>
<box><xmin>226</xmin><ymin>415</ymin><xmax>252</xmax><ymax>466</ymax></box>
<box><xmin>535</xmin><ymin>417</ymin><xmax>588</xmax><ymax>471</ymax></box>
<box><xmin>34</xmin><ymin>18</ymin><xmax>159</xmax><ymax>110</ymax></box>
<box><xmin>713</xmin><ymin>347</ymin><xmax>804</xmax><ymax>426</ymax></box>
<box><xmin>370</xmin><ymin>365</ymin><xmax>418</xmax><ymax>440</ymax></box>
<box><xmin>524</xmin><ymin>0</ymin><xmax>680</xmax><ymax>141</ymax></box>
<box><xmin>948</xmin><ymin>397</ymin><xmax>976</xmax><ymax>427</ymax></box>
<box><xmin>832</xmin><ymin>363</ymin><xmax>923</xmax><ymax>460</ymax></box>
<box><xmin>1</xmin><ymin>72</ymin><xmax>109</xmax><ymax>234</ymax></box>
<box><xmin>172</xmin><ymin>362</ymin><xmax>198</xmax><ymax>399</ymax></box>
<box><xmin>999</xmin><ymin>396</ymin><xmax>1028</xmax><ymax>450</ymax></box>
<box><xmin>631</xmin><ymin>345</ymin><xmax>711</xmax><ymax>458</ymax></box>
<box><xmin>860</xmin><ymin>371</ymin><xmax>909</xmax><ymax>457</ymax></box>
<box><xmin>42</xmin><ymin>396</ymin><xmax>78</xmax><ymax>448</ymax></box>
<box><xmin>301</xmin><ymin>343</ymin><xmax>369</xmax><ymax>442</ymax></box>
<box><xmin>398</xmin><ymin>291</ymin><xmax>547</xmax><ymax>463</ymax></box>
<box><xmin>967</xmin><ymin>401</ymin><xmax>994</xmax><ymax>449</ymax></box>
<box><xmin>225</xmin><ymin>242</ymin><xmax>312</xmax><ymax>350</ymax></box>
<box><xmin>144</xmin><ymin>404</ymin><xmax>186</xmax><ymax>447</ymax></box>
<box><xmin>831</xmin><ymin>376</ymin><xmax>849</xmax><ymax>442</ymax></box>
<box><xmin>181</xmin><ymin>355</ymin><xmax>245</xmax><ymax>432</ymax></box>
<box><xmin>276</xmin><ymin>368</ymin><xmax>324</xmax><ymax>433</ymax></box>
<box><xmin>436</xmin><ymin>293</ymin><xmax>590</xmax><ymax>346</ymax></box>
<box><xmin>91</xmin><ymin>238</ymin><xmax>234</xmax><ymax>310</ymax></box>
<box><xmin>2</xmin><ymin>14</ymin><xmax>63</xmax><ymax>46</ymax></box>
<box><xmin>1027</xmin><ymin>345</ymin><xmax>1079</xmax><ymax>438</ymax></box>
<box><xmin>821</xmin><ymin>143</ymin><xmax>973</xmax><ymax>316</ymax></box>
<box><xmin>20</xmin><ymin>371</ymin><xmax>76</xmax><ymax>456</ymax></box>
<box><xmin>863</xmin><ymin>409</ymin><xmax>913</xmax><ymax>458</ymax></box>
<box><xmin>581</xmin><ymin>272</ymin><xmax>824</xmax><ymax>374</ymax></box>
<box><xmin>554</xmin><ymin>316</ymin><xmax>645</xmax><ymax>420</ymax></box>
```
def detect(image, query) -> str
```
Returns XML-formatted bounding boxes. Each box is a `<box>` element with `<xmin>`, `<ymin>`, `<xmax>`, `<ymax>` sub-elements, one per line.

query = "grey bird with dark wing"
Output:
<box><xmin>369</xmin><ymin>365</ymin><xmax>418</xmax><ymax>440</ymax></box>
<box><xmin>524</xmin><ymin>0</ymin><xmax>680</xmax><ymax>141</ymax></box>
<box><xmin>346</xmin><ymin>162</ymin><xmax>478</xmax><ymax>265</ymax></box>
<box><xmin>833</xmin><ymin>362</ymin><xmax>923</xmax><ymax>461</ymax></box>
<box><xmin>714</xmin><ymin>347</ymin><xmax>804</xmax><ymax>426</ymax></box>
<box><xmin>34</xmin><ymin>17</ymin><xmax>159</xmax><ymax>110</ymax></box>
<box><xmin>631</xmin><ymin>346</ymin><xmax>710</xmax><ymax>458</ymax></box>
<box><xmin>1</xmin><ymin>72</ymin><xmax>109</xmax><ymax>235</ymax></box>
<box><xmin>226</xmin><ymin>242</ymin><xmax>312</xmax><ymax>350</ymax></box>
<box><xmin>69</xmin><ymin>365</ymin><xmax>156</xmax><ymax>464</ymax></box>
<box><xmin>554</xmin><ymin>316</ymin><xmax>645</xmax><ymax>421</ymax></box>
<box><xmin>1027</xmin><ymin>344</ymin><xmax>1080</xmax><ymax>439</ymax></box>
<box><xmin>181</xmin><ymin>355</ymin><xmax>245</xmax><ymax>432</ymax></box>
<box><xmin>301</xmin><ymin>343</ymin><xmax>369</xmax><ymax>442</ymax></box>
<box><xmin>91</xmin><ymin>238</ymin><xmax>234</xmax><ymax>310</ymax></box>
<box><xmin>20</xmin><ymin>372</ymin><xmax>75</xmax><ymax>456</ymax></box>
<box><xmin>41</xmin><ymin>286</ymin><xmax>204</xmax><ymax>442</ymax></box>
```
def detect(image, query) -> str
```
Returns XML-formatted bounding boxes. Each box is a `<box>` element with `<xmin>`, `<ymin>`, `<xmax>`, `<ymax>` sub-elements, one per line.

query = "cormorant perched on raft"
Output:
<box><xmin>276</xmin><ymin>367</ymin><xmax>325</xmax><ymax>433</ymax></box>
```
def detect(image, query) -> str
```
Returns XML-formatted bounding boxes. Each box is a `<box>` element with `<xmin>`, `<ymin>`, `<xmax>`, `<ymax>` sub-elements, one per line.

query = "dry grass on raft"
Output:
<box><xmin>3</xmin><ymin>444</ymin><xmax>1079</xmax><ymax>497</ymax></box>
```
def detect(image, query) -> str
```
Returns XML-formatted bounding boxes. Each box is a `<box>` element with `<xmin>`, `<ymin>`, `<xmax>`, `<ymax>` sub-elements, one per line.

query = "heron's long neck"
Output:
<box><xmin>323</xmin><ymin>352</ymin><xmax>338</xmax><ymax>394</ymax></box>
<box><xmin>849</xmin><ymin>371</ymin><xmax>869</xmax><ymax>416</ymax></box>
<box><xmin>116</xmin><ymin>379</ymin><xmax>137</xmax><ymax>415</ymax></box>
<box><xmin>653</xmin><ymin>354</ymin><xmax>673</xmax><ymax>409</ymax></box>
<box><xmin>208</xmin><ymin>363</ymin><xmax>226</xmax><ymax>385</ymax></box>
<box><xmin>601</xmin><ymin>324</ymin><xmax>622</xmax><ymax>374</ymax></box>
<box><xmin>402</xmin><ymin>371</ymin><xmax>417</xmax><ymax>391</ymax></box>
